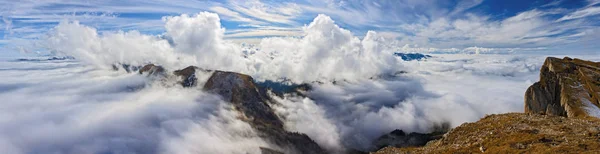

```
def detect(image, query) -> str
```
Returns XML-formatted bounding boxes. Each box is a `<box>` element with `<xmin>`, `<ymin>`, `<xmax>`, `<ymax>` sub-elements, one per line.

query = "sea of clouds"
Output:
<box><xmin>2</xmin><ymin>11</ymin><xmax>600</xmax><ymax>154</ymax></box>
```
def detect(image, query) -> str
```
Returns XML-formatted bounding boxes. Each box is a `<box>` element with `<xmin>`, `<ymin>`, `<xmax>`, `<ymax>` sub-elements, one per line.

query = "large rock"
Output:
<box><xmin>524</xmin><ymin>57</ymin><xmax>600</xmax><ymax>118</ymax></box>
<box><xmin>203</xmin><ymin>71</ymin><xmax>326</xmax><ymax>154</ymax></box>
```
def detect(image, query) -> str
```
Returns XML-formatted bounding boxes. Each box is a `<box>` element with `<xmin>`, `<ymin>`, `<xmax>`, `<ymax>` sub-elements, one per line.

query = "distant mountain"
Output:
<box><xmin>15</xmin><ymin>56</ymin><xmax>75</xmax><ymax>62</ymax></box>
<box><xmin>393</xmin><ymin>53</ymin><xmax>432</xmax><ymax>61</ymax></box>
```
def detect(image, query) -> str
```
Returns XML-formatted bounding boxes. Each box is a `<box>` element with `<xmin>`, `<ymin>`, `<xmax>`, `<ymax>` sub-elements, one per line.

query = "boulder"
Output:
<box><xmin>203</xmin><ymin>71</ymin><xmax>326</xmax><ymax>154</ymax></box>
<box><xmin>525</xmin><ymin>57</ymin><xmax>600</xmax><ymax>118</ymax></box>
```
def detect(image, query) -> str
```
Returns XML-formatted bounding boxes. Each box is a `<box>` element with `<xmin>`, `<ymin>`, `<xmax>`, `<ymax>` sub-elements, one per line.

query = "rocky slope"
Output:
<box><xmin>203</xmin><ymin>70</ymin><xmax>325</xmax><ymax>154</ymax></box>
<box><xmin>525</xmin><ymin>57</ymin><xmax>600</xmax><ymax>118</ymax></box>
<box><xmin>375</xmin><ymin>113</ymin><xmax>600</xmax><ymax>153</ymax></box>
<box><xmin>137</xmin><ymin>64</ymin><xmax>325</xmax><ymax>154</ymax></box>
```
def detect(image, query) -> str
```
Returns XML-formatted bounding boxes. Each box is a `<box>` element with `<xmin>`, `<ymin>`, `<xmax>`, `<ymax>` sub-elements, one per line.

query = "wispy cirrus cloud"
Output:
<box><xmin>558</xmin><ymin>6</ymin><xmax>600</xmax><ymax>21</ymax></box>
<box><xmin>210</xmin><ymin>6</ymin><xmax>265</xmax><ymax>25</ymax></box>
<box><xmin>1</xmin><ymin>0</ymin><xmax>600</xmax><ymax>54</ymax></box>
<box><xmin>226</xmin><ymin>0</ymin><xmax>302</xmax><ymax>25</ymax></box>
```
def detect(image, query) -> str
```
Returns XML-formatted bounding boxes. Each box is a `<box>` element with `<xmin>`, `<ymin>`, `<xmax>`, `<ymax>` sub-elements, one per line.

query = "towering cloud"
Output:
<box><xmin>45</xmin><ymin>13</ymin><xmax>401</xmax><ymax>83</ymax></box>
<box><xmin>252</xmin><ymin>14</ymin><xmax>400</xmax><ymax>82</ymax></box>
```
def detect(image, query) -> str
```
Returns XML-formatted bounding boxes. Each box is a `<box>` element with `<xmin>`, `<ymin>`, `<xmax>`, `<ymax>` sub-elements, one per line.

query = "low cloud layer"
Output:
<box><xmin>271</xmin><ymin>54</ymin><xmax>559</xmax><ymax>151</ymax></box>
<box><xmin>0</xmin><ymin>59</ymin><xmax>270</xmax><ymax>154</ymax></box>
<box><xmin>3</xmin><ymin>43</ymin><xmax>600</xmax><ymax>154</ymax></box>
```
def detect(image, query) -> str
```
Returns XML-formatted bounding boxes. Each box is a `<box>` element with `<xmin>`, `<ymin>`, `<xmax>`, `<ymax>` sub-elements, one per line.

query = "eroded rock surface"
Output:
<box><xmin>525</xmin><ymin>57</ymin><xmax>600</xmax><ymax>118</ymax></box>
<box><xmin>203</xmin><ymin>71</ymin><xmax>326</xmax><ymax>154</ymax></box>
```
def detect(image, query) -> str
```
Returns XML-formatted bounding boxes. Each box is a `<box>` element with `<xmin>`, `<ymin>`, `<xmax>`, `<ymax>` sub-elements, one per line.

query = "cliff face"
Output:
<box><xmin>524</xmin><ymin>57</ymin><xmax>600</xmax><ymax>118</ymax></box>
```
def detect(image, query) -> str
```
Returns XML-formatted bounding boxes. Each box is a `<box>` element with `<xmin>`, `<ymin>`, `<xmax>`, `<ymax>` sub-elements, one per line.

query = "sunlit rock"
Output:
<box><xmin>203</xmin><ymin>71</ymin><xmax>326</xmax><ymax>154</ymax></box>
<box><xmin>525</xmin><ymin>57</ymin><xmax>600</xmax><ymax>118</ymax></box>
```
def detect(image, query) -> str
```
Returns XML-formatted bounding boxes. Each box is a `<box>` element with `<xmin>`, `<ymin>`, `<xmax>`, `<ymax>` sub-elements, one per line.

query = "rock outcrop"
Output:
<box><xmin>112</xmin><ymin>63</ymin><xmax>142</xmax><ymax>73</ymax></box>
<box><xmin>203</xmin><ymin>71</ymin><xmax>326</xmax><ymax>154</ymax></box>
<box><xmin>138</xmin><ymin>64</ymin><xmax>165</xmax><ymax>76</ymax></box>
<box><xmin>525</xmin><ymin>57</ymin><xmax>600</xmax><ymax>118</ymax></box>
<box><xmin>173</xmin><ymin>66</ymin><xmax>207</xmax><ymax>87</ymax></box>
<box><xmin>375</xmin><ymin>113</ymin><xmax>600</xmax><ymax>153</ymax></box>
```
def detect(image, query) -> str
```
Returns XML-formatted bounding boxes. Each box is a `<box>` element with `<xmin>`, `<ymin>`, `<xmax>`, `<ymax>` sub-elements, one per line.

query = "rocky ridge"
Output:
<box><xmin>137</xmin><ymin>64</ymin><xmax>325</xmax><ymax>154</ymax></box>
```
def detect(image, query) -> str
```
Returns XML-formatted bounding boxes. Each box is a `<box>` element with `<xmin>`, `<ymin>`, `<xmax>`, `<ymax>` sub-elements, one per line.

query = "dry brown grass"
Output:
<box><xmin>374</xmin><ymin>113</ymin><xmax>600</xmax><ymax>154</ymax></box>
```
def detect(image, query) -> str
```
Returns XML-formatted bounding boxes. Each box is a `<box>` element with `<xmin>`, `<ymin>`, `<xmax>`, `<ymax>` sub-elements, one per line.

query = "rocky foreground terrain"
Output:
<box><xmin>375</xmin><ymin>113</ymin><xmax>600</xmax><ymax>153</ymax></box>
<box><xmin>376</xmin><ymin>57</ymin><xmax>600</xmax><ymax>153</ymax></box>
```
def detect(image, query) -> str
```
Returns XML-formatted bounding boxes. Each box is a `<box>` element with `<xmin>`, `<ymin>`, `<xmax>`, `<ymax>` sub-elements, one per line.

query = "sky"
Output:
<box><xmin>1</xmin><ymin>0</ymin><xmax>600</xmax><ymax>55</ymax></box>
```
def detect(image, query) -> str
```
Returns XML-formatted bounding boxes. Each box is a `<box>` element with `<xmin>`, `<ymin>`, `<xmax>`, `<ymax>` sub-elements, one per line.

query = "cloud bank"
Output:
<box><xmin>44</xmin><ymin>12</ymin><xmax>401</xmax><ymax>83</ymax></box>
<box><xmin>0</xmin><ymin>60</ymin><xmax>272</xmax><ymax>154</ymax></box>
<box><xmin>271</xmin><ymin>54</ymin><xmax>552</xmax><ymax>151</ymax></box>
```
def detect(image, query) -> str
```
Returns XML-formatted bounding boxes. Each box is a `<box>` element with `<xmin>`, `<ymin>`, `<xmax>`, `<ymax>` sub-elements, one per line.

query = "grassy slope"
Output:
<box><xmin>375</xmin><ymin>113</ymin><xmax>600</xmax><ymax>154</ymax></box>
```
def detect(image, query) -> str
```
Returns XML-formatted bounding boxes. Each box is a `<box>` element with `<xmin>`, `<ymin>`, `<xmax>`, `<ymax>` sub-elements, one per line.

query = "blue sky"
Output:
<box><xmin>1</xmin><ymin>0</ymin><xmax>600</xmax><ymax>55</ymax></box>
